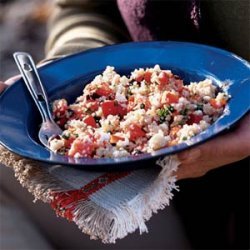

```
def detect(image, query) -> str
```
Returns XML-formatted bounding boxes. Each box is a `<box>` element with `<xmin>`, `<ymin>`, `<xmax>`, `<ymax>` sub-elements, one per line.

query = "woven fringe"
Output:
<box><xmin>72</xmin><ymin>156</ymin><xmax>179</xmax><ymax>243</ymax></box>
<box><xmin>0</xmin><ymin>146</ymin><xmax>67</xmax><ymax>202</ymax></box>
<box><xmin>0</xmin><ymin>145</ymin><xmax>179</xmax><ymax>243</ymax></box>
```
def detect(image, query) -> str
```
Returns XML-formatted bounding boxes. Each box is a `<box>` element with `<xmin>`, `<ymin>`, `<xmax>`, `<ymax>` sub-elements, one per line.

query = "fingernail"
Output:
<box><xmin>178</xmin><ymin>148</ymin><xmax>201</xmax><ymax>162</ymax></box>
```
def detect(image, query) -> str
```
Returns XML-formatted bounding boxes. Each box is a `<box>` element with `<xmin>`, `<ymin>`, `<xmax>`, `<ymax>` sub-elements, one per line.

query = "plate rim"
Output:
<box><xmin>0</xmin><ymin>41</ymin><xmax>249</xmax><ymax>167</ymax></box>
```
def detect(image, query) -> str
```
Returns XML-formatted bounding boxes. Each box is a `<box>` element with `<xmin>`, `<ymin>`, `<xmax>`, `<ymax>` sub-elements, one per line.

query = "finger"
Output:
<box><xmin>5</xmin><ymin>75</ymin><xmax>21</xmax><ymax>86</ymax></box>
<box><xmin>179</xmin><ymin>123</ymin><xmax>249</xmax><ymax>165</ymax></box>
<box><xmin>0</xmin><ymin>82</ymin><xmax>8</xmax><ymax>93</ymax></box>
<box><xmin>177</xmin><ymin>147</ymin><xmax>201</xmax><ymax>164</ymax></box>
<box><xmin>176</xmin><ymin>162</ymin><xmax>207</xmax><ymax>180</ymax></box>
<box><xmin>176</xmin><ymin>114</ymin><xmax>250</xmax><ymax>180</ymax></box>
<box><xmin>4</xmin><ymin>59</ymin><xmax>54</xmax><ymax>87</ymax></box>
<box><xmin>4</xmin><ymin>61</ymin><xmax>51</xmax><ymax>85</ymax></box>
<box><xmin>200</xmin><ymin>131</ymin><xmax>249</xmax><ymax>164</ymax></box>
<box><xmin>176</xmin><ymin>131</ymin><xmax>249</xmax><ymax>180</ymax></box>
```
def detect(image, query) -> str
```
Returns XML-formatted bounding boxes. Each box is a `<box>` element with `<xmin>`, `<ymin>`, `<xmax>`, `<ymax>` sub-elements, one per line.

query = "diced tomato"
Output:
<box><xmin>128</xmin><ymin>124</ymin><xmax>146</xmax><ymax>141</ymax></box>
<box><xmin>95</xmin><ymin>83</ymin><xmax>113</xmax><ymax>97</ymax></box>
<box><xmin>174</xmin><ymin>79</ymin><xmax>184</xmax><ymax>92</ymax></box>
<box><xmin>68</xmin><ymin>138</ymin><xmax>95</xmax><ymax>157</ymax></box>
<box><xmin>64</xmin><ymin>137</ymin><xmax>75</xmax><ymax>148</ymax></box>
<box><xmin>56</xmin><ymin>117</ymin><xmax>68</xmax><ymax>128</ymax></box>
<box><xmin>136</xmin><ymin>72</ymin><xmax>152</xmax><ymax>83</ymax></box>
<box><xmin>127</xmin><ymin>96</ymin><xmax>135</xmax><ymax>112</ymax></box>
<box><xmin>187</xmin><ymin>113</ymin><xmax>203</xmax><ymax>125</ymax></box>
<box><xmin>169</xmin><ymin>126</ymin><xmax>181</xmax><ymax>139</ymax></box>
<box><xmin>159</xmin><ymin>72</ymin><xmax>169</xmax><ymax>84</ymax></box>
<box><xmin>117</xmin><ymin>104</ymin><xmax>127</xmax><ymax>116</ymax></box>
<box><xmin>87</xmin><ymin>100</ymin><xmax>99</xmax><ymax>111</ymax></box>
<box><xmin>209</xmin><ymin>99</ymin><xmax>218</xmax><ymax>108</ymax></box>
<box><xmin>158</xmin><ymin>72</ymin><xmax>169</xmax><ymax>90</ymax></box>
<box><xmin>101</xmin><ymin>100</ymin><xmax>127</xmax><ymax>117</ymax></box>
<box><xmin>101</xmin><ymin>101</ymin><xmax>116</xmax><ymax>117</ymax></box>
<box><xmin>83</xmin><ymin>115</ymin><xmax>97</xmax><ymax>128</ymax></box>
<box><xmin>69</xmin><ymin>109</ymin><xmax>84</xmax><ymax>120</ymax></box>
<box><xmin>135</xmin><ymin>74</ymin><xmax>144</xmax><ymax>82</ymax></box>
<box><xmin>166</xmin><ymin>93</ymin><xmax>179</xmax><ymax>104</ymax></box>
<box><xmin>209</xmin><ymin>98</ymin><xmax>226</xmax><ymax>109</ymax></box>
<box><xmin>144</xmin><ymin>71</ymin><xmax>152</xmax><ymax>83</ymax></box>
<box><xmin>110</xmin><ymin>135</ymin><xmax>125</xmax><ymax>144</ymax></box>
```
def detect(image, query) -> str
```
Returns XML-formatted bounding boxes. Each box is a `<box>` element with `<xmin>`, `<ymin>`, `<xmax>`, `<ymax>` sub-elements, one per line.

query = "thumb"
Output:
<box><xmin>176</xmin><ymin>121</ymin><xmax>250</xmax><ymax>180</ymax></box>
<box><xmin>0</xmin><ymin>81</ymin><xmax>7</xmax><ymax>93</ymax></box>
<box><xmin>0</xmin><ymin>75</ymin><xmax>21</xmax><ymax>94</ymax></box>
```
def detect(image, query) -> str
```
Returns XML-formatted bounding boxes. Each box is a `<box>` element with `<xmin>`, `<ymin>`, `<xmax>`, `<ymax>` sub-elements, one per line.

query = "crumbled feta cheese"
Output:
<box><xmin>188</xmin><ymin>79</ymin><xmax>216</xmax><ymax>97</ymax></box>
<box><xmin>148</xmin><ymin>132</ymin><xmax>168</xmax><ymax>150</ymax></box>
<box><xmin>49</xmin><ymin>65</ymin><xmax>229</xmax><ymax>159</ymax></box>
<box><xmin>49</xmin><ymin>139</ymin><xmax>64</xmax><ymax>152</ymax></box>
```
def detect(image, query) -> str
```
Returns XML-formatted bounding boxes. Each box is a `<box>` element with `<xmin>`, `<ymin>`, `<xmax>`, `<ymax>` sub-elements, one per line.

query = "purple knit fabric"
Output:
<box><xmin>117</xmin><ymin>0</ymin><xmax>200</xmax><ymax>41</ymax></box>
<box><xmin>117</xmin><ymin>0</ymin><xmax>154</xmax><ymax>41</ymax></box>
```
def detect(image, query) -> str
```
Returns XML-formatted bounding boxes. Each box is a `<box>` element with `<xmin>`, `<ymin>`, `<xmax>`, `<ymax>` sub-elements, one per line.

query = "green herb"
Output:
<box><xmin>140</xmin><ymin>103</ymin><xmax>145</xmax><ymax>109</ymax></box>
<box><xmin>94</xmin><ymin>116</ymin><xmax>101</xmax><ymax>124</ymax></box>
<box><xmin>182</xmin><ymin>136</ymin><xmax>187</xmax><ymax>141</ymax></box>
<box><xmin>157</xmin><ymin>107</ymin><xmax>170</xmax><ymax>117</ymax></box>
<box><xmin>196</xmin><ymin>104</ymin><xmax>203</xmax><ymax>110</ymax></box>
<box><xmin>160</xmin><ymin>117</ymin><xmax>167</xmax><ymax>123</ymax></box>
<box><xmin>74</xmin><ymin>133</ymin><xmax>79</xmax><ymax>138</ymax></box>
<box><xmin>168</xmin><ymin>105</ymin><xmax>175</xmax><ymax>112</ymax></box>
<box><xmin>178</xmin><ymin>120</ymin><xmax>185</xmax><ymax>126</ymax></box>
<box><xmin>180</xmin><ymin>108</ymin><xmax>188</xmax><ymax>115</ymax></box>
<box><xmin>157</xmin><ymin>107</ymin><xmax>170</xmax><ymax>123</ymax></box>
<box><xmin>62</xmin><ymin>133</ymin><xmax>70</xmax><ymax>140</ymax></box>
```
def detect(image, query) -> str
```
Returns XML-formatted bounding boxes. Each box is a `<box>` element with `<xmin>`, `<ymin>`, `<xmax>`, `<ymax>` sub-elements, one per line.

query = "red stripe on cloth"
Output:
<box><xmin>50</xmin><ymin>171</ymin><xmax>131</xmax><ymax>221</ymax></box>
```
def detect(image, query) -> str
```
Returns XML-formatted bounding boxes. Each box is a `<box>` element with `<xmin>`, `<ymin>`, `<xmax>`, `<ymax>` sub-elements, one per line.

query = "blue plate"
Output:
<box><xmin>0</xmin><ymin>42</ymin><xmax>249</xmax><ymax>170</ymax></box>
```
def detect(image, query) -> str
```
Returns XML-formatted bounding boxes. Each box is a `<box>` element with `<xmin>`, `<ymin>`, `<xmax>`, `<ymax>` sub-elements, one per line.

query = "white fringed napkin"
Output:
<box><xmin>0</xmin><ymin>145</ymin><xmax>179</xmax><ymax>243</ymax></box>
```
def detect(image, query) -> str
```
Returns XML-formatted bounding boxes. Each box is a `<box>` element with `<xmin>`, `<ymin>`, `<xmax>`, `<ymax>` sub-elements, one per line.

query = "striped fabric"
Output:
<box><xmin>0</xmin><ymin>145</ymin><xmax>179</xmax><ymax>243</ymax></box>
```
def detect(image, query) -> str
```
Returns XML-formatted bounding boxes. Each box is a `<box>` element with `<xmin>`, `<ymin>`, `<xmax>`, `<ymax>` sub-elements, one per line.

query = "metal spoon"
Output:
<box><xmin>13</xmin><ymin>52</ymin><xmax>62</xmax><ymax>149</ymax></box>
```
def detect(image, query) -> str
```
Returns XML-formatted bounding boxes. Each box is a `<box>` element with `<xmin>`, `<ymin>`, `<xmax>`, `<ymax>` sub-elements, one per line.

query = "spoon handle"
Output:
<box><xmin>13</xmin><ymin>52</ymin><xmax>53</xmax><ymax>122</ymax></box>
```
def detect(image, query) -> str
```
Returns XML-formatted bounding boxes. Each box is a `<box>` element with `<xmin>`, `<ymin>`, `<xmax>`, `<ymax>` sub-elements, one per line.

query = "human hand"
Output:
<box><xmin>0</xmin><ymin>60</ymin><xmax>52</xmax><ymax>94</ymax></box>
<box><xmin>176</xmin><ymin>113</ymin><xmax>250</xmax><ymax>180</ymax></box>
<box><xmin>0</xmin><ymin>75</ymin><xmax>21</xmax><ymax>94</ymax></box>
